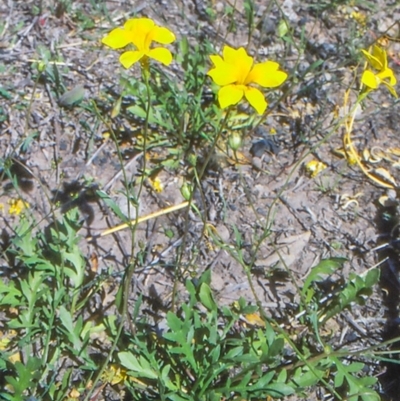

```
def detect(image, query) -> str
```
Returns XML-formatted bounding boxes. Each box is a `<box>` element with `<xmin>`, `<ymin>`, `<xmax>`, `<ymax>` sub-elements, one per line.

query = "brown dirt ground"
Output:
<box><xmin>2</xmin><ymin>0</ymin><xmax>400</xmax><ymax>399</ymax></box>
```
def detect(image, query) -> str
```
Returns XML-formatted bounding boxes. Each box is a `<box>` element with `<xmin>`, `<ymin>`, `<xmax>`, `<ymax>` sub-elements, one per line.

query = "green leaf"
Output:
<box><xmin>277</xmin><ymin>368</ymin><xmax>287</xmax><ymax>383</ymax></box>
<box><xmin>0</xmin><ymin>279</ymin><xmax>22</xmax><ymax>306</ymax></box>
<box><xmin>59</xmin><ymin>85</ymin><xmax>85</xmax><ymax>107</ymax></box>
<box><xmin>237</xmin><ymin>371</ymin><xmax>252</xmax><ymax>388</ymax></box>
<box><xmin>198</xmin><ymin>269</ymin><xmax>212</xmax><ymax>286</ymax></box>
<box><xmin>167</xmin><ymin>394</ymin><xmax>190</xmax><ymax>401</ymax></box>
<box><xmin>277</xmin><ymin>19</ymin><xmax>289</xmax><ymax>38</ymax></box>
<box><xmin>118</xmin><ymin>352</ymin><xmax>158</xmax><ymax>379</ymax></box>
<box><xmin>161</xmin><ymin>365</ymin><xmax>178</xmax><ymax>391</ymax></box>
<box><xmin>179</xmin><ymin>36</ymin><xmax>189</xmax><ymax>58</ymax></box>
<box><xmin>63</xmin><ymin>251</ymin><xmax>85</xmax><ymax>287</ymax></box>
<box><xmin>292</xmin><ymin>365</ymin><xmax>326</xmax><ymax>388</ymax></box>
<box><xmin>364</xmin><ymin>267</ymin><xmax>380</xmax><ymax>287</ymax></box>
<box><xmin>329</xmin><ymin>356</ymin><xmax>379</xmax><ymax>401</ymax></box>
<box><xmin>224</xmin><ymin>346</ymin><xmax>243</xmax><ymax>360</ymax></box>
<box><xmin>0</xmin><ymin>86</ymin><xmax>12</xmax><ymax>99</ymax></box>
<box><xmin>228</xmin><ymin>354</ymin><xmax>260</xmax><ymax>364</ymax></box>
<box><xmin>268</xmin><ymin>337</ymin><xmax>284</xmax><ymax>357</ymax></box>
<box><xmin>250</xmin><ymin>371</ymin><xmax>274</xmax><ymax>390</ymax></box>
<box><xmin>265</xmin><ymin>382</ymin><xmax>295</xmax><ymax>397</ymax></box>
<box><xmin>302</xmin><ymin>257</ymin><xmax>346</xmax><ymax>296</ymax></box>
<box><xmin>165</xmin><ymin>311</ymin><xmax>183</xmax><ymax>334</ymax></box>
<box><xmin>361</xmin><ymin>391</ymin><xmax>380</xmax><ymax>401</ymax></box>
<box><xmin>58</xmin><ymin>305</ymin><xmax>82</xmax><ymax>350</ymax></box>
<box><xmin>127</xmin><ymin>104</ymin><xmax>172</xmax><ymax>129</ymax></box>
<box><xmin>198</xmin><ymin>282</ymin><xmax>216</xmax><ymax>311</ymax></box>
<box><xmin>96</xmin><ymin>190</ymin><xmax>130</xmax><ymax>222</ymax></box>
<box><xmin>5</xmin><ymin>357</ymin><xmax>42</xmax><ymax>398</ymax></box>
<box><xmin>127</xmin><ymin>104</ymin><xmax>147</xmax><ymax>119</ymax></box>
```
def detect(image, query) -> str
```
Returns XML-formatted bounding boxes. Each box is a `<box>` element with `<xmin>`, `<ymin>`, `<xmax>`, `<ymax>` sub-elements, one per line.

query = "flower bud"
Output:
<box><xmin>187</xmin><ymin>153</ymin><xmax>197</xmax><ymax>167</ymax></box>
<box><xmin>228</xmin><ymin>132</ymin><xmax>242</xmax><ymax>151</ymax></box>
<box><xmin>181</xmin><ymin>183</ymin><xmax>192</xmax><ymax>200</ymax></box>
<box><xmin>37</xmin><ymin>61</ymin><xmax>46</xmax><ymax>73</ymax></box>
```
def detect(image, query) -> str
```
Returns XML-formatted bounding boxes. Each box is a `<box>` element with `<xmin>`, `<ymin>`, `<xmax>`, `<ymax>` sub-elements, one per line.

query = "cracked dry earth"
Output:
<box><xmin>2</xmin><ymin>0</ymin><xmax>400</xmax><ymax>399</ymax></box>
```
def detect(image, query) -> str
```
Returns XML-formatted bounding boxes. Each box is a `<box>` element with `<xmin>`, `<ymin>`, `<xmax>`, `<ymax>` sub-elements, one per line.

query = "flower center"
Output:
<box><xmin>143</xmin><ymin>29</ymin><xmax>155</xmax><ymax>53</ymax></box>
<box><xmin>236</xmin><ymin>66</ymin><xmax>250</xmax><ymax>85</ymax></box>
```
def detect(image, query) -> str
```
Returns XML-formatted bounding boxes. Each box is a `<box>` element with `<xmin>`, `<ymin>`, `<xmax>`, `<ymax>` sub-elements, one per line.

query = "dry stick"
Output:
<box><xmin>88</xmin><ymin>201</ymin><xmax>189</xmax><ymax>240</ymax></box>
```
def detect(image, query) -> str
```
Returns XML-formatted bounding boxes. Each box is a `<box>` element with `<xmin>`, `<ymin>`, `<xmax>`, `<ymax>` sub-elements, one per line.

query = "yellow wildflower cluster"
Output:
<box><xmin>8</xmin><ymin>198</ymin><xmax>29</xmax><ymax>216</ymax></box>
<box><xmin>102</xmin><ymin>18</ymin><xmax>288</xmax><ymax>114</ymax></box>
<box><xmin>101</xmin><ymin>18</ymin><xmax>399</xmax><ymax>193</ymax></box>
<box><xmin>351</xmin><ymin>11</ymin><xmax>367</xmax><ymax>26</ymax></box>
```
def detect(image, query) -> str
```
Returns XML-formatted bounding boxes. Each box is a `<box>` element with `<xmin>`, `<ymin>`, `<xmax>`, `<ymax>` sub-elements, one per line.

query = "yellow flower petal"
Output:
<box><xmin>127</xmin><ymin>19</ymin><xmax>155</xmax><ymax>51</ymax></box>
<box><xmin>222</xmin><ymin>45</ymin><xmax>239</xmax><ymax>63</ymax></box>
<box><xmin>120</xmin><ymin>51</ymin><xmax>144</xmax><ymax>69</ymax></box>
<box><xmin>244</xmin><ymin>87</ymin><xmax>267</xmax><ymax>114</ymax></box>
<box><xmin>208</xmin><ymin>66</ymin><xmax>238</xmax><ymax>86</ymax></box>
<box><xmin>222</xmin><ymin>46</ymin><xmax>245</xmax><ymax>64</ymax></box>
<box><xmin>124</xmin><ymin>19</ymin><xmax>175</xmax><ymax>51</ymax></box>
<box><xmin>361</xmin><ymin>49</ymin><xmax>382</xmax><ymax>70</ymax></box>
<box><xmin>148</xmin><ymin>48</ymin><xmax>173</xmax><ymax>65</ymax></box>
<box><xmin>207</xmin><ymin>45</ymin><xmax>287</xmax><ymax>112</ymax></box>
<box><xmin>102</xmin><ymin>18</ymin><xmax>175</xmax><ymax>68</ymax></box>
<box><xmin>151</xmin><ymin>26</ymin><xmax>176</xmax><ymax>44</ymax></box>
<box><xmin>218</xmin><ymin>85</ymin><xmax>244</xmax><ymax>109</ymax></box>
<box><xmin>371</xmin><ymin>45</ymin><xmax>387</xmax><ymax>69</ymax></box>
<box><xmin>222</xmin><ymin>46</ymin><xmax>253</xmax><ymax>84</ymax></box>
<box><xmin>102</xmin><ymin>28</ymin><xmax>132</xmax><ymax>49</ymax></box>
<box><xmin>124</xmin><ymin>18</ymin><xmax>154</xmax><ymax>30</ymax></box>
<box><xmin>361</xmin><ymin>45</ymin><xmax>388</xmax><ymax>71</ymax></box>
<box><xmin>246</xmin><ymin>61</ymin><xmax>288</xmax><ymax>87</ymax></box>
<box><xmin>305</xmin><ymin>160</ymin><xmax>327</xmax><ymax>177</ymax></box>
<box><xmin>209</xmin><ymin>54</ymin><xmax>224</xmax><ymax>68</ymax></box>
<box><xmin>8</xmin><ymin>199</ymin><xmax>29</xmax><ymax>216</ymax></box>
<box><xmin>378</xmin><ymin>68</ymin><xmax>397</xmax><ymax>86</ymax></box>
<box><xmin>382</xmin><ymin>81</ymin><xmax>398</xmax><ymax>98</ymax></box>
<box><xmin>361</xmin><ymin>70</ymin><xmax>378</xmax><ymax>89</ymax></box>
<box><xmin>208</xmin><ymin>62</ymin><xmax>239</xmax><ymax>86</ymax></box>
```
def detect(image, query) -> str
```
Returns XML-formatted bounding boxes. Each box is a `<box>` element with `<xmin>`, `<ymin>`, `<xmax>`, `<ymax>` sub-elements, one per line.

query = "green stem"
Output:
<box><xmin>171</xmin><ymin>107</ymin><xmax>233</xmax><ymax>310</ymax></box>
<box><xmin>83</xmin><ymin>60</ymin><xmax>153</xmax><ymax>401</ymax></box>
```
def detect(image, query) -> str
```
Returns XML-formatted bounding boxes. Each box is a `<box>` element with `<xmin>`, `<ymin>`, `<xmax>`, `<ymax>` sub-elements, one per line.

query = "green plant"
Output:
<box><xmin>0</xmin><ymin>209</ymin><xmax>105</xmax><ymax>400</ymax></box>
<box><xmin>2</xmin><ymin>2</ymin><xmax>399</xmax><ymax>400</ymax></box>
<box><xmin>117</xmin><ymin>271</ymin><xmax>295</xmax><ymax>400</ymax></box>
<box><xmin>108</xmin><ymin>262</ymin><xmax>381</xmax><ymax>401</ymax></box>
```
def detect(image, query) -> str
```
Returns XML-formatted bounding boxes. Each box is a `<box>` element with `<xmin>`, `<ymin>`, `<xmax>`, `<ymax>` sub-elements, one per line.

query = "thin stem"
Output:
<box><xmin>171</xmin><ymin>107</ymin><xmax>234</xmax><ymax>310</ymax></box>
<box><xmin>83</xmin><ymin>60</ymin><xmax>153</xmax><ymax>401</ymax></box>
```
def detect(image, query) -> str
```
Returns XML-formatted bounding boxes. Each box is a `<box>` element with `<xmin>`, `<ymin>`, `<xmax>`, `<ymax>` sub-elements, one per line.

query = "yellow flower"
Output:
<box><xmin>351</xmin><ymin>11</ymin><xmax>367</xmax><ymax>27</ymax></box>
<box><xmin>361</xmin><ymin>45</ymin><xmax>397</xmax><ymax>97</ymax></box>
<box><xmin>8</xmin><ymin>198</ymin><xmax>29</xmax><ymax>216</ymax></box>
<box><xmin>207</xmin><ymin>45</ymin><xmax>287</xmax><ymax>114</ymax></box>
<box><xmin>0</xmin><ymin>330</ymin><xmax>17</xmax><ymax>351</ymax></box>
<box><xmin>102</xmin><ymin>364</ymin><xmax>127</xmax><ymax>385</ymax></box>
<box><xmin>305</xmin><ymin>160</ymin><xmax>327</xmax><ymax>178</ymax></box>
<box><xmin>102</xmin><ymin>17</ymin><xmax>175</xmax><ymax>68</ymax></box>
<box><xmin>150</xmin><ymin>177</ymin><xmax>164</xmax><ymax>193</ymax></box>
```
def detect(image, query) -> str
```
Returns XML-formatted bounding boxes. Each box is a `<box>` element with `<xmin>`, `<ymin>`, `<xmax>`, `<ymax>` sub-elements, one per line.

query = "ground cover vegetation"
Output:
<box><xmin>1</xmin><ymin>0</ymin><xmax>400</xmax><ymax>400</ymax></box>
